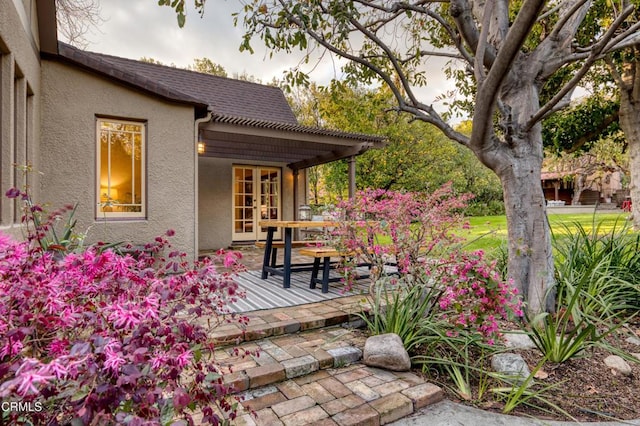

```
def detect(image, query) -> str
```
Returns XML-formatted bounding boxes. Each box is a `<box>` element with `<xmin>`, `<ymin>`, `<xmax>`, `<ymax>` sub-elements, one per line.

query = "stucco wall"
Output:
<box><xmin>40</xmin><ymin>60</ymin><xmax>197</xmax><ymax>257</ymax></box>
<box><xmin>0</xmin><ymin>0</ymin><xmax>43</xmax><ymax>238</ymax></box>
<box><xmin>198</xmin><ymin>157</ymin><xmax>305</xmax><ymax>250</ymax></box>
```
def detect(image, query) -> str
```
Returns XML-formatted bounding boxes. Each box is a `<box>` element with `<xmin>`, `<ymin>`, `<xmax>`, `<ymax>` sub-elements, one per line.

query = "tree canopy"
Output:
<box><xmin>160</xmin><ymin>0</ymin><xmax>639</xmax><ymax>314</ymax></box>
<box><xmin>289</xmin><ymin>82</ymin><xmax>503</xmax><ymax>212</ymax></box>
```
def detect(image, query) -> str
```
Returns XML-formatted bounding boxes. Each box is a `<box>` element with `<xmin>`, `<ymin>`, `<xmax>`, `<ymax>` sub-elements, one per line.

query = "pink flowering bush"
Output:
<box><xmin>333</xmin><ymin>185</ymin><xmax>522</xmax><ymax>345</ymax></box>
<box><xmin>333</xmin><ymin>183</ymin><xmax>473</xmax><ymax>289</ymax></box>
<box><xmin>437</xmin><ymin>251</ymin><xmax>523</xmax><ymax>344</ymax></box>
<box><xmin>0</xmin><ymin>195</ymin><xmax>251</xmax><ymax>424</ymax></box>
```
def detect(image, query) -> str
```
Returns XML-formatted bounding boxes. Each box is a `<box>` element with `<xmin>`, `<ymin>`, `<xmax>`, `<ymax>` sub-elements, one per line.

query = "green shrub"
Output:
<box><xmin>553</xmin><ymin>218</ymin><xmax>640</xmax><ymax>319</ymax></box>
<box><xmin>358</xmin><ymin>278</ymin><xmax>442</xmax><ymax>354</ymax></box>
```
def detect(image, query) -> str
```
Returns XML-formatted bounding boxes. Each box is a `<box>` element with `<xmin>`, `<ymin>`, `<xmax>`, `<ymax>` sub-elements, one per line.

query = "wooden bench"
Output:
<box><xmin>255</xmin><ymin>240</ymin><xmax>324</xmax><ymax>249</ymax></box>
<box><xmin>256</xmin><ymin>240</ymin><xmax>324</xmax><ymax>279</ymax></box>
<box><xmin>299</xmin><ymin>247</ymin><xmax>370</xmax><ymax>293</ymax></box>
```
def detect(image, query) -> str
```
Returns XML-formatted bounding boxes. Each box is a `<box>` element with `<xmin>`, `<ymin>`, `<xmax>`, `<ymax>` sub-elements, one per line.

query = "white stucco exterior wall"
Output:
<box><xmin>40</xmin><ymin>60</ymin><xmax>197</xmax><ymax>257</ymax></box>
<box><xmin>0</xmin><ymin>0</ymin><xmax>43</xmax><ymax>238</ymax></box>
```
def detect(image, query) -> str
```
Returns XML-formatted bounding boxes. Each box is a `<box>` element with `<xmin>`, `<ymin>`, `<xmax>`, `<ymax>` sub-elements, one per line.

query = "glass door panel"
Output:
<box><xmin>232</xmin><ymin>166</ymin><xmax>281</xmax><ymax>241</ymax></box>
<box><xmin>258</xmin><ymin>168</ymin><xmax>281</xmax><ymax>240</ymax></box>
<box><xmin>232</xmin><ymin>166</ymin><xmax>255</xmax><ymax>240</ymax></box>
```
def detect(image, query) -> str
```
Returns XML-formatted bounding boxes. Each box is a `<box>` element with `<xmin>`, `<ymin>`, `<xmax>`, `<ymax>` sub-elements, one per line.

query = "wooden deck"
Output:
<box><xmin>229</xmin><ymin>269</ymin><xmax>370</xmax><ymax>313</ymax></box>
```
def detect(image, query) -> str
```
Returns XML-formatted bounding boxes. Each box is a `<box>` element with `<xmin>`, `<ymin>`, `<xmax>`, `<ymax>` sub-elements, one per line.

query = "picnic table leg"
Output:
<box><xmin>310</xmin><ymin>257</ymin><xmax>321</xmax><ymax>289</ymax></box>
<box><xmin>261</xmin><ymin>227</ymin><xmax>275</xmax><ymax>279</ymax></box>
<box><xmin>321</xmin><ymin>256</ymin><xmax>331</xmax><ymax>293</ymax></box>
<box><xmin>283</xmin><ymin>227</ymin><xmax>293</xmax><ymax>288</ymax></box>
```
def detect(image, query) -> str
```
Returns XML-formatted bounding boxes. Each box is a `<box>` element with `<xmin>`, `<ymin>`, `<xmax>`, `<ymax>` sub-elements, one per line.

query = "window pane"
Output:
<box><xmin>97</xmin><ymin>119</ymin><xmax>145</xmax><ymax>217</ymax></box>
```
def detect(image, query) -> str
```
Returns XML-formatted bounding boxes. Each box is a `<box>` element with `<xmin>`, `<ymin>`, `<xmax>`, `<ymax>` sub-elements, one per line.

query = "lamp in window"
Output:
<box><xmin>101</xmin><ymin>187</ymin><xmax>118</xmax><ymax>203</ymax></box>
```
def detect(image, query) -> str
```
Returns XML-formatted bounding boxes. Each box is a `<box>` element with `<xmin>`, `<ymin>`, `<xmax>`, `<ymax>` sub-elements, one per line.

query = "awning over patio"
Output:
<box><xmin>199</xmin><ymin>114</ymin><xmax>385</xmax><ymax>171</ymax></box>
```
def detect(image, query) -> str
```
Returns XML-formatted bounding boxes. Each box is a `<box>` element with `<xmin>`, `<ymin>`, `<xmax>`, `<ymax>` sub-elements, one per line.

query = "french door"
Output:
<box><xmin>232</xmin><ymin>166</ymin><xmax>281</xmax><ymax>241</ymax></box>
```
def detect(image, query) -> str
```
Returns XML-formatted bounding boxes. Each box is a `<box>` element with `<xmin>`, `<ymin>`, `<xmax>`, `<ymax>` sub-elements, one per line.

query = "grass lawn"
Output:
<box><xmin>461</xmin><ymin>211</ymin><xmax>632</xmax><ymax>254</ymax></box>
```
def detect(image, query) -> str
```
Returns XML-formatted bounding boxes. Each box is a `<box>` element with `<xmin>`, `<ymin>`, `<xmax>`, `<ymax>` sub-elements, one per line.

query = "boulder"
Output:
<box><xmin>491</xmin><ymin>353</ymin><xmax>531</xmax><ymax>385</ymax></box>
<box><xmin>363</xmin><ymin>333</ymin><xmax>411</xmax><ymax>371</ymax></box>
<box><xmin>502</xmin><ymin>332</ymin><xmax>537</xmax><ymax>350</ymax></box>
<box><xmin>604</xmin><ymin>355</ymin><xmax>633</xmax><ymax>376</ymax></box>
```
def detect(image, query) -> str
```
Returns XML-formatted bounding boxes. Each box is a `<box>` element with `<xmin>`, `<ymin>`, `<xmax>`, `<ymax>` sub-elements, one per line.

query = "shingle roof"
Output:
<box><xmin>56</xmin><ymin>43</ymin><xmax>298</xmax><ymax>124</ymax></box>
<box><xmin>50</xmin><ymin>43</ymin><xmax>386</xmax><ymax>153</ymax></box>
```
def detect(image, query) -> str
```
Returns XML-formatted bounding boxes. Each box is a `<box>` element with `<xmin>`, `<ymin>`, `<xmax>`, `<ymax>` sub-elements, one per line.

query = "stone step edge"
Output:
<box><xmin>211</xmin><ymin>308</ymin><xmax>370</xmax><ymax>348</ymax></box>
<box><xmin>231</xmin><ymin>365</ymin><xmax>446</xmax><ymax>426</ymax></box>
<box><xmin>223</xmin><ymin>344</ymin><xmax>365</xmax><ymax>394</ymax></box>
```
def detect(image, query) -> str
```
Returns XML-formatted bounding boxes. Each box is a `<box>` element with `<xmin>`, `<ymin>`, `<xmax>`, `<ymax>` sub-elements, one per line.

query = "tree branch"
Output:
<box><xmin>471</xmin><ymin>0</ymin><xmax>547</xmax><ymax>148</ymax></box>
<box><xmin>400</xmin><ymin>51</ymin><xmax>466</xmax><ymax>63</ymax></box>
<box><xmin>276</xmin><ymin>0</ymin><xmax>469</xmax><ymax>146</ymax></box>
<box><xmin>604</xmin><ymin>55</ymin><xmax>626</xmax><ymax>89</ymax></box>
<box><xmin>547</xmin><ymin>0</ymin><xmax>591</xmax><ymax>42</ymax></box>
<box><xmin>474</xmin><ymin>0</ymin><xmax>494</xmax><ymax>84</ymax></box>
<box><xmin>528</xmin><ymin>5</ymin><xmax>637</xmax><ymax>129</ymax></box>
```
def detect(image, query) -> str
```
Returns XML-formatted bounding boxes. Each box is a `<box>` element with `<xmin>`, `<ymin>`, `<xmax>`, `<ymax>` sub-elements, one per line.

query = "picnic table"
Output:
<box><xmin>258</xmin><ymin>220</ymin><xmax>337</xmax><ymax>288</ymax></box>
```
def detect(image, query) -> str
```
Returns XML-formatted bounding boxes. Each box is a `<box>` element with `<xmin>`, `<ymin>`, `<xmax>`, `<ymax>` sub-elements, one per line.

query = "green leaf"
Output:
<box><xmin>160</xmin><ymin>400</ymin><xmax>175</xmax><ymax>426</ymax></box>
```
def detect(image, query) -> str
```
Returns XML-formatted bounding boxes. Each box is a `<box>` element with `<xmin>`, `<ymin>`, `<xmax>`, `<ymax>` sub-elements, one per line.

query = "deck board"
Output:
<box><xmin>229</xmin><ymin>269</ymin><xmax>370</xmax><ymax>313</ymax></box>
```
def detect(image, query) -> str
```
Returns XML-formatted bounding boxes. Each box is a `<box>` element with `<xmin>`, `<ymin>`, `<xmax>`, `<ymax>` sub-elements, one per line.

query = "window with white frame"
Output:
<box><xmin>96</xmin><ymin>118</ymin><xmax>146</xmax><ymax>218</ymax></box>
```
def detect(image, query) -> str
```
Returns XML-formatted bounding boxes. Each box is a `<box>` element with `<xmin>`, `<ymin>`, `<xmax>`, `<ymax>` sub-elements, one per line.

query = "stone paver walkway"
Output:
<box><xmin>208</xmin><ymin>294</ymin><xmax>444</xmax><ymax>425</ymax></box>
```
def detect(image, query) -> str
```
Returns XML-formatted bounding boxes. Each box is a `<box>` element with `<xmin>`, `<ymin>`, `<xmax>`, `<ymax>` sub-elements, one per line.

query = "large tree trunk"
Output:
<box><xmin>477</xmin><ymin>79</ymin><xmax>556</xmax><ymax>315</ymax></box>
<box><xmin>496</xmin><ymin>141</ymin><xmax>555</xmax><ymax>315</ymax></box>
<box><xmin>618</xmin><ymin>78</ymin><xmax>640</xmax><ymax>229</ymax></box>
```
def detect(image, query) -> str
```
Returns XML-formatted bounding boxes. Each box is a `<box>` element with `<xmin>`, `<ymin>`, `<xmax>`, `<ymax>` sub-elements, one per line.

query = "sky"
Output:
<box><xmin>80</xmin><ymin>0</ymin><xmax>455</xmax><ymax>107</ymax></box>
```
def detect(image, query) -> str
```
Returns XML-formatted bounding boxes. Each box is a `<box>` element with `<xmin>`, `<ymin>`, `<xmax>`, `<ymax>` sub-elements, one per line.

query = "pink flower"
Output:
<box><xmin>14</xmin><ymin>360</ymin><xmax>54</xmax><ymax>396</ymax></box>
<box><xmin>47</xmin><ymin>360</ymin><xmax>69</xmax><ymax>379</ymax></box>
<box><xmin>175</xmin><ymin>350</ymin><xmax>192</xmax><ymax>368</ymax></box>
<box><xmin>0</xmin><ymin>339</ymin><xmax>23</xmax><ymax>358</ymax></box>
<box><xmin>151</xmin><ymin>352</ymin><xmax>169</xmax><ymax>369</ymax></box>
<box><xmin>108</xmin><ymin>302</ymin><xmax>142</xmax><ymax>329</ymax></box>
<box><xmin>48</xmin><ymin>339</ymin><xmax>69</xmax><ymax>357</ymax></box>
<box><xmin>223</xmin><ymin>252</ymin><xmax>240</xmax><ymax>269</ymax></box>
<box><xmin>104</xmin><ymin>348</ymin><xmax>126</xmax><ymax>373</ymax></box>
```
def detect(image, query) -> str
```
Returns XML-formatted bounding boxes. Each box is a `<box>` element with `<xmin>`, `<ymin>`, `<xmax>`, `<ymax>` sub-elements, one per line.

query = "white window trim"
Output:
<box><xmin>95</xmin><ymin>118</ymin><xmax>146</xmax><ymax>220</ymax></box>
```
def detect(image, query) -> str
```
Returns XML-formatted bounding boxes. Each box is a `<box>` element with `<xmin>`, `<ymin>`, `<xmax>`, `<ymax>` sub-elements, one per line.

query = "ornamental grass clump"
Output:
<box><xmin>0</xmin><ymin>188</ymin><xmax>251</xmax><ymax>425</ymax></box>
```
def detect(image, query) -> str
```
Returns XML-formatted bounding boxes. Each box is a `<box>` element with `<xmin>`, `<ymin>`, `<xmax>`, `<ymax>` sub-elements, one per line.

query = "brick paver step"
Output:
<box><xmin>216</xmin><ymin>325</ymin><xmax>367</xmax><ymax>393</ymax></box>
<box><xmin>199</xmin><ymin>278</ymin><xmax>437</xmax><ymax>425</ymax></box>
<box><xmin>208</xmin><ymin>294</ymin><xmax>373</xmax><ymax>348</ymax></box>
<box><xmin>229</xmin><ymin>364</ymin><xmax>444</xmax><ymax>426</ymax></box>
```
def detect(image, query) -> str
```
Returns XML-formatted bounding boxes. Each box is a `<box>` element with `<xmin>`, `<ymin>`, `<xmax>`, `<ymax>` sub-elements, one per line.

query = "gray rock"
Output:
<box><xmin>363</xmin><ymin>333</ymin><xmax>411</xmax><ymax>371</ymax></box>
<box><xmin>503</xmin><ymin>332</ymin><xmax>536</xmax><ymax>349</ymax></box>
<box><xmin>626</xmin><ymin>336</ymin><xmax>640</xmax><ymax>346</ymax></box>
<box><xmin>604</xmin><ymin>355</ymin><xmax>632</xmax><ymax>376</ymax></box>
<box><xmin>491</xmin><ymin>353</ymin><xmax>531</xmax><ymax>385</ymax></box>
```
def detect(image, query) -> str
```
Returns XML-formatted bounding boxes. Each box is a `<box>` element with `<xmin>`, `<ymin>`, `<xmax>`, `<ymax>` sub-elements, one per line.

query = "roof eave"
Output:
<box><xmin>45</xmin><ymin>43</ymin><xmax>210</xmax><ymax>118</ymax></box>
<box><xmin>211</xmin><ymin>114</ymin><xmax>386</xmax><ymax>146</ymax></box>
